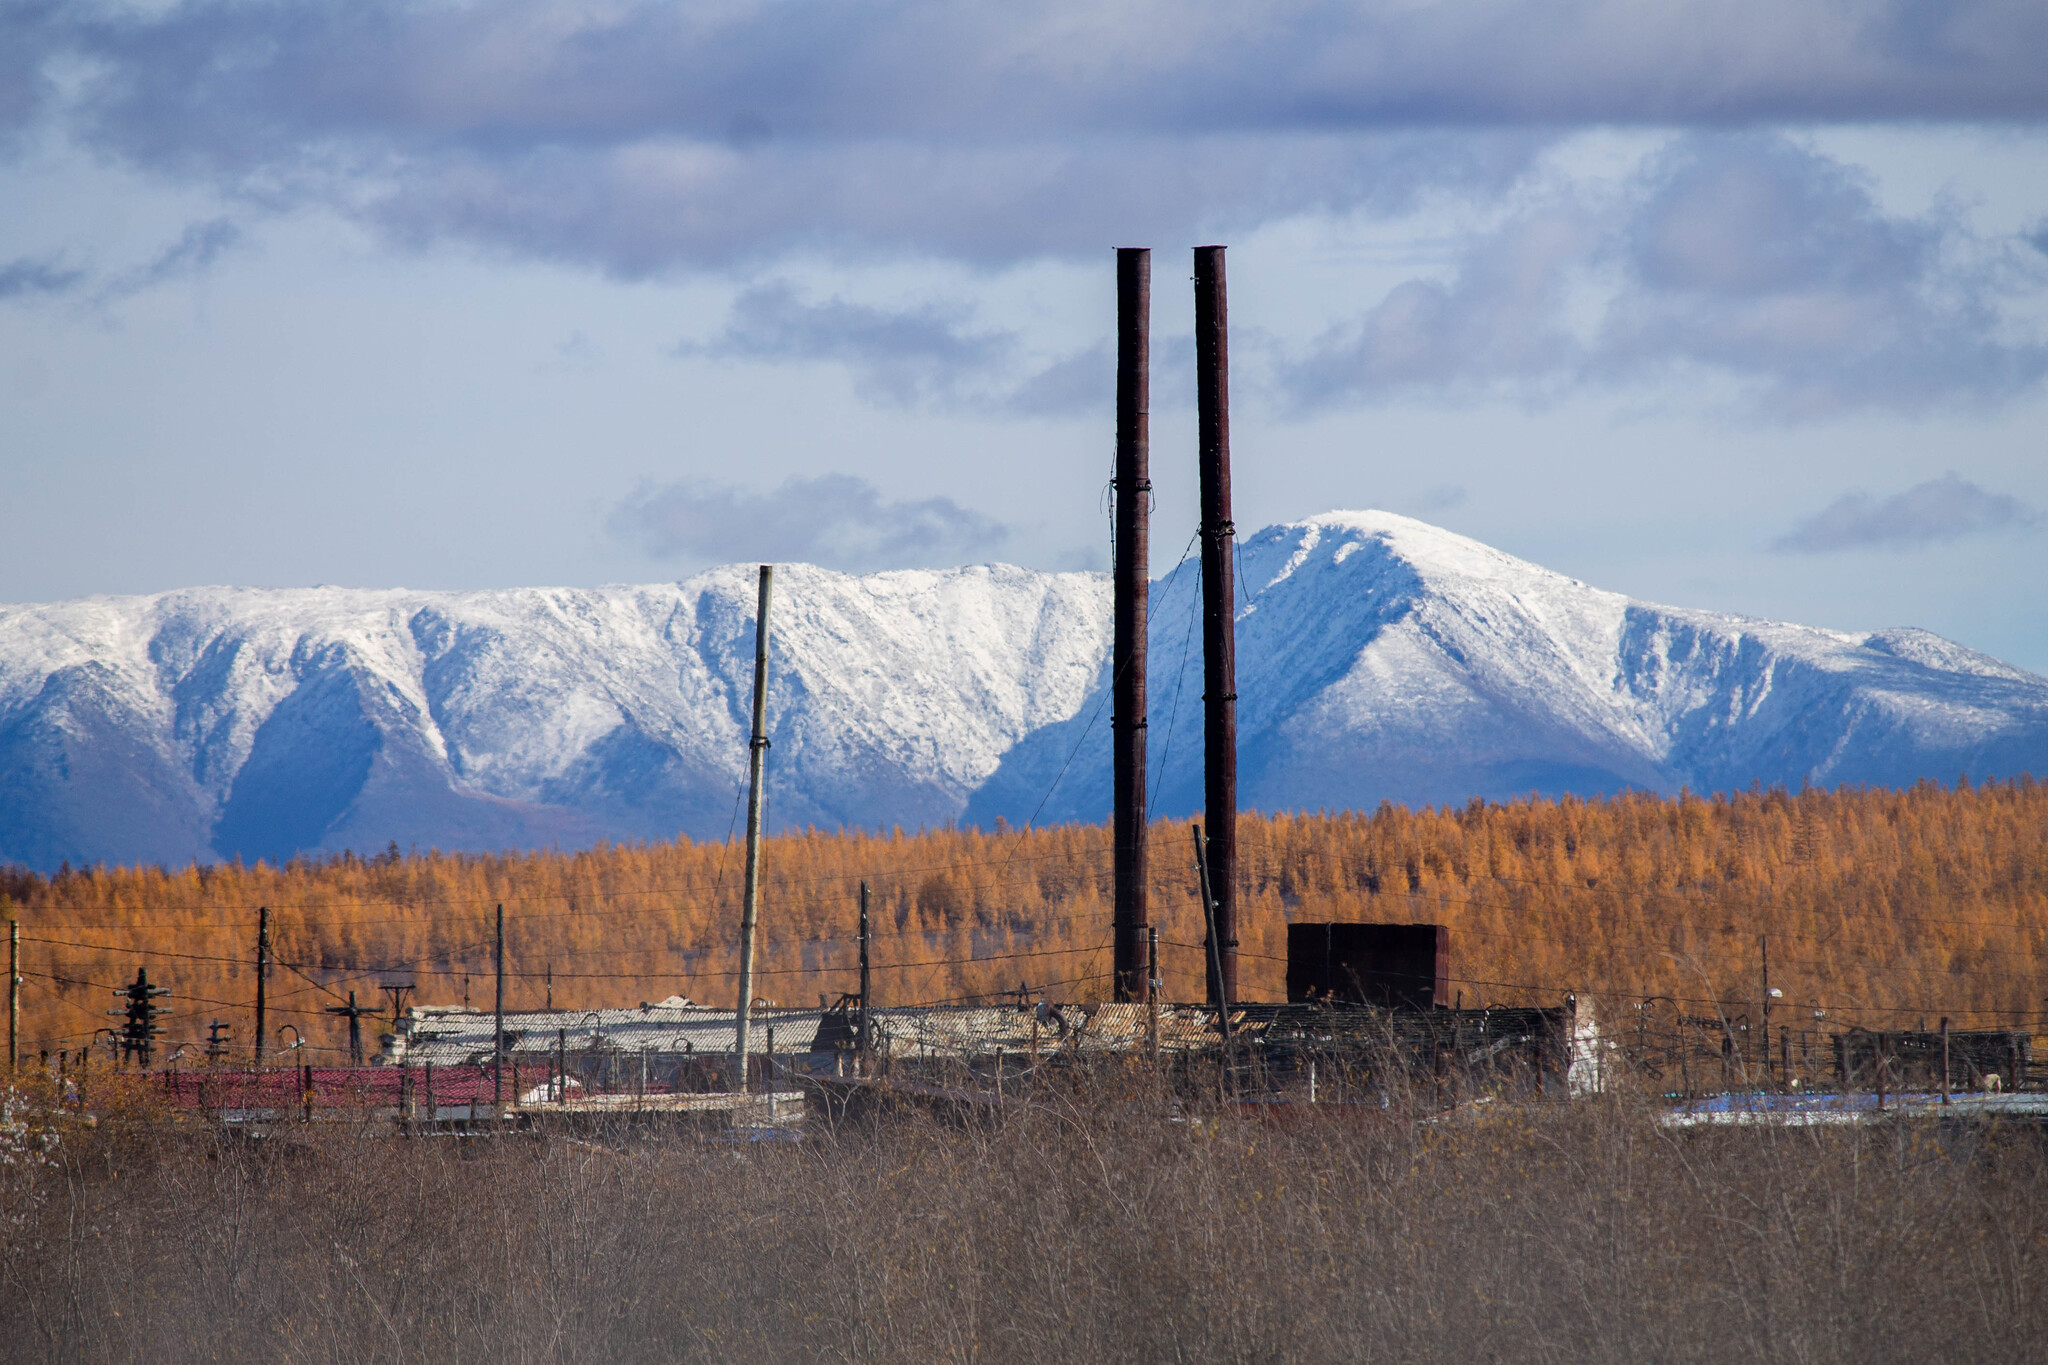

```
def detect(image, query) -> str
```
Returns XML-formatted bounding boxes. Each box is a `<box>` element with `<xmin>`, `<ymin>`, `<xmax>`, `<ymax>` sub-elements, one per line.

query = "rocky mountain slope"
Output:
<box><xmin>3</xmin><ymin>511</ymin><xmax>2042</xmax><ymax>870</ymax></box>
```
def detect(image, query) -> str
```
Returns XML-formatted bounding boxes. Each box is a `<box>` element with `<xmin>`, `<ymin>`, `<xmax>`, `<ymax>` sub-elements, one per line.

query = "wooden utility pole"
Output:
<box><xmin>253</xmin><ymin>907</ymin><xmax>270</xmax><ymax>1067</ymax></box>
<box><xmin>7</xmin><ymin>919</ymin><xmax>17</xmax><ymax>1077</ymax></box>
<box><xmin>1194</xmin><ymin>245</ymin><xmax>1238</xmax><ymax>1008</ymax></box>
<box><xmin>1759</xmin><ymin>934</ymin><xmax>1772</xmax><ymax>1089</ymax></box>
<box><xmin>857</xmin><ymin>879</ymin><xmax>873</xmax><ymax>1076</ymax></box>
<box><xmin>1147</xmin><ymin>925</ymin><xmax>1161</xmax><ymax>1063</ymax></box>
<box><xmin>1941</xmin><ymin>1017</ymin><xmax>1952</xmax><ymax>1105</ymax></box>
<box><xmin>734</xmin><ymin>565</ymin><xmax>775</xmax><ymax>1093</ymax></box>
<box><xmin>1191</xmin><ymin>824</ymin><xmax>1231</xmax><ymax>1042</ymax></box>
<box><xmin>325</xmin><ymin>990</ymin><xmax>371</xmax><ymax>1066</ymax></box>
<box><xmin>1113</xmin><ymin>246</ymin><xmax>1152</xmax><ymax>1003</ymax></box>
<box><xmin>493</xmin><ymin>904</ymin><xmax>506</xmax><ymax>1111</ymax></box>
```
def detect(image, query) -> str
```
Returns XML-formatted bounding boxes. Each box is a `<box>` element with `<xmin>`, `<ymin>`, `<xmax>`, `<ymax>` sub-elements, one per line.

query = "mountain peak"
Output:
<box><xmin>1252</xmin><ymin>509</ymin><xmax>1605</xmax><ymax>595</ymax></box>
<box><xmin>3</xmin><ymin>514</ymin><xmax>2043</xmax><ymax>871</ymax></box>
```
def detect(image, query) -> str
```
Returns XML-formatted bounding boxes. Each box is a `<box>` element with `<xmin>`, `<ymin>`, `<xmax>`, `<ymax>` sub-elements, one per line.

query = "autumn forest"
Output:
<box><xmin>4</xmin><ymin>780</ymin><xmax>2045</xmax><ymax>1061</ymax></box>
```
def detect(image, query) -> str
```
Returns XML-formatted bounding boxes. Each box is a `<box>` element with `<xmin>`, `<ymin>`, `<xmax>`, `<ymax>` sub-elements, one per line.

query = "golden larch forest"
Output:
<box><xmin>5</xmin><ymin>781</ymin><xmax>2045</xmax><ymax>1060</ymax></box>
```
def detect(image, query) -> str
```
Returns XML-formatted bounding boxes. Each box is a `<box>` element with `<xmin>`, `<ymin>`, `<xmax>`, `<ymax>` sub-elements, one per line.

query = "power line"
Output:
<box><xmin>18</xmin><ymin>909</ymin><xmax>1123</xmax><ymax>975</ymax></box>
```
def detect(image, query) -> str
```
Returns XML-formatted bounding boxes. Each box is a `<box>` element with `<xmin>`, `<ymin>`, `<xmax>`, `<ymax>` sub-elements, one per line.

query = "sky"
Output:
<box><xmin>2</xmin><ymin>1</ymin><xmax>2046</xmax><ymax>670</ymax></box>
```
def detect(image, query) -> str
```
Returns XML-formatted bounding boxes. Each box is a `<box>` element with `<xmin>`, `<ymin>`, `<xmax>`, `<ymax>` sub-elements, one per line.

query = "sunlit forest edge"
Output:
<box><xmin>4</xmin><ymin>780</ymin><xmax>2045</xmax><ymax>1060</ymax></box>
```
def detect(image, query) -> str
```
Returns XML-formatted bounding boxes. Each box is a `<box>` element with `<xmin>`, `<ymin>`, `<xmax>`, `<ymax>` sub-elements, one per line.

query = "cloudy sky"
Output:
<box><xmin>3</xmin><ymin>1</ymin><xmax>2046</xmax><ymax>668</ymax></box>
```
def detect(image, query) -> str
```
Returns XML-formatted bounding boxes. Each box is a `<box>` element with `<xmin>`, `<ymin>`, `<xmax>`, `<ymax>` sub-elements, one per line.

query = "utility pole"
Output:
<box><xmin>7</xmin><ymin>919</ymin><xmax>17</xmax><ymax>1077</ymax></box>
<box><xmin>1940</xmin><ymin>1017</ymin><xmax>1952</xmax><ymax>1105</ymax></box>
<box><xmin>734</xmin><ymin>564</ymin><xmax>775</xmax><ymax>1094</ymax></box>
<box><xmin>325</xmin><ymin>990</ymin><xmax>371</xmax><ymax>1066</ymax></box>
<box><xmin>1147</xmin><ymin>925</ymin><xmax>1161</xmax><ymax>1063</ymax></box>
<box><xmin>1112</xmin><ymin>245</ymin><xmax>1152</xmax><ymax>1004</ymax></box>
<box><xmin>857</xmin><ymin>879</ymin><xmax>872</xmax><ymax>1077</ymax></box>
<box><xmin>493</xmin><ymin>904</ymin><xmax>506</xmax><ymax>1111</ymax></box>
<box><xmin>1194</xmin><ymin>245</ymin><xmax>1238</xmax><ymax>1008</ymax></box>
<box><xmin>111</xmin><ymin>968</ymin><xmax>170</xmax><ymax>1067</ymax></box>
<box><xmin>253</xmin><ymin>907</ymin><xmax>270</xmax><ymax>1067</ymax></box>
<box><xmin>1759</xmin><ymin>934</ymin><xmax>1771</xmax><ymax>1089</ymax></box>
<box><xmin>1191</xmin><ymin>824</ymin><xmax>1232</xmax><ymax>1042</ymax></box>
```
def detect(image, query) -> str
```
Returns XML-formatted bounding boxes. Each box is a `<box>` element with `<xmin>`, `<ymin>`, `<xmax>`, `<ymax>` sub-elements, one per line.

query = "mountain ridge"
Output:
<box><xmin>4</xmin><ymin>511</ymin><xmax>2043</xmax><ymax>871</ymax></box>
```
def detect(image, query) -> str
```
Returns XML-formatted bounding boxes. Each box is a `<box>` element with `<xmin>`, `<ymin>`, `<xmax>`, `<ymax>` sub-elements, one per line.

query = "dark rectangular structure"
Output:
<box><xmin>1287</xmin><ymin>923</ymin><xmax>1449</xmax><ymax>1009</ymax></box>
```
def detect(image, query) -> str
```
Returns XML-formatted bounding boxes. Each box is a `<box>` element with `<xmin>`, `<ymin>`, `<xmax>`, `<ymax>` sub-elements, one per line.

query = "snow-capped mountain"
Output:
<box><xmin>3</xmin><ymin>511</ymin><xmax>2043</xmax><ymax>871</ymax></box>
<box><xmin>972</xmin><ymin>512</ymin><xmax>2048</xmax><ymax>825</ymax></box>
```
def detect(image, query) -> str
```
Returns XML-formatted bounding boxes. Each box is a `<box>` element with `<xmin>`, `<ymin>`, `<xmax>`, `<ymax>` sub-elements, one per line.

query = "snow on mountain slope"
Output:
<box><xmin>967</xmin><ymin>511</ymin><xmax>2048</xmax><ymax>825</ymax></box>
<box><xmin>3</xmin><ymin>510</ymin><xmax>2043</xmax><ymax>871</ymax></box>
<box><xmin>0</xmin><ymin>565</ymin><xmax>1111</xmax><ymax>869</ymax></box>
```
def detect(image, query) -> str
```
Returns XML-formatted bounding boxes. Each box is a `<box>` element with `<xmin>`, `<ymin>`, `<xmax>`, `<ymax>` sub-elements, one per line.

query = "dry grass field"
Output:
<box><xmin>0</xmin><ymin>1068</ymin><xmax>2043</xmax><ymax>1364</ymax></box>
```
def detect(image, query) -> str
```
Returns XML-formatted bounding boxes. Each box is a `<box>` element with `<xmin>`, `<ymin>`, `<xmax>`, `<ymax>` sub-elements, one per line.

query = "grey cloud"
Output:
<box><xmin>0</xmin><ymin>2</ymin><xmax>57</xmax><ymax>135</ymax></box>
<box><xmin>12</xmin><ymin>2</ymin><xmax>2045</xmax><ymax>270</ymax></box>
<box><xmin>1285</xmin><ymin>134</ymin><xmax>2048</xmax><ymax>416</ymax></box>
<box><xmin>1596</xmin><ymin>137</ymin><xmax>2046</xmax><ymax>415</ymax></box>
<box><xmin>609</xmin><ymin>473</ymin><xmax>1011</xmax><ymax>571</ymax></box>
<box><xmin>1001</xmin><ymin>344</ymin><xmax>1113</xmax><ymax>417</ymax></box>
<box><xmin>1626</xmin><ymin>140</ymin><xmax>1928</xmax><ymax>298</ymax></box>
<box><xmin>1771</xmin><ymin>473</ymin><xmax>2038</xmax><ymax>552</ymax></box>
<box><xmin>102</xmin><ymin>217</ymin><xmax>245</xmax><ymax>297</ymax></box>
<box><xmin>140</xmin><ymin>217</ymin><xmax>241</xmax><ymax>280</ymax></box>
<box><xmin>684</xmin><ymin>283</ymin><xmax>1115</xmax><ymax>415</ymax></box>
<box><xmin>1416</xmin><ymin>484</ymin><xmax>1468</xmax><ymax>513</ymax></box>
<box><xmin>545</xmin><ymin>330</ymin><xmax>599</xmax><ymax>374</ymax></box>
<box><xmin>0</xmin><ymin>255</ymin><xmax>82</xmax><ymax>299</ymax></box>
<box><xmin>1286</xmin><ymin>207</ymin><xmax>1602</xmax><ymax>403</ymax></box>
<box><xmin>46</xmin><ymin>2</ymin><xmax>2048</xmax><ymax>151</ymax></box>
<box><xmin>363</xmin><ymin>131</ymin><xmax>1533</xmax><ymax>274</ymax></box>
<box><xmin>685</xmin><ymin>283</ymin><xmax>1014</xmax><ymax>406</ymax></box>
<box><xmin>0</xmin><ymin>219</ymin><xmax>239</xmax><ymax>309</ymax></box>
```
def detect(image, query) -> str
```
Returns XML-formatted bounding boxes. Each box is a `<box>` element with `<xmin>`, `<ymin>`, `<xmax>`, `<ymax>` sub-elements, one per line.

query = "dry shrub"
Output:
<box><xmin>1</xmin><ymin>1083</ymin><xmax>2042</xmax><ymax>1364</ymax></box>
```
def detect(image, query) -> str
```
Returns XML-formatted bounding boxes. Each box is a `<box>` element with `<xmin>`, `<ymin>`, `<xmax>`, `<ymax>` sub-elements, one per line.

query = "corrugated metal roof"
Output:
<box><xmin>867</xmin><ymin>1002</ymin><xmax>1224</xmax><ymax>1059</ymax></box>
<box><xmin>389</xmin><ymin>1002</ymin><xmax>830</xmax><ymax>1068</ymax></box>
<box><xmin>385</xmin><ymin>999</ymin><xmax>1232</xmax><ymax>1068</ymax></box>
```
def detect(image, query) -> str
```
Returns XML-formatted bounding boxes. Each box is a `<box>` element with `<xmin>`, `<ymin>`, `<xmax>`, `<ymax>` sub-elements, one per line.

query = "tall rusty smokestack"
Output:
<box><xmin>1194</xmin><ymin>245</ymin><xmax>1238</xmax><ymax>1008</ymax></box>
<box><xmin>1112</xmin><ymin>248</ymin><xmax>1151</xmax><ymax>1003</ymax></box>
